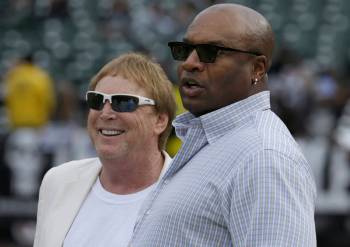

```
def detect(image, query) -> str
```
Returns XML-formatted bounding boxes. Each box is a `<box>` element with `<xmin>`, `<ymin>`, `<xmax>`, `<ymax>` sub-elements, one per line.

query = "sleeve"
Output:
<box><xmin>227</xmin><ymin>149</ymin><xmax>317</xmax><ymax>247</ymax></box>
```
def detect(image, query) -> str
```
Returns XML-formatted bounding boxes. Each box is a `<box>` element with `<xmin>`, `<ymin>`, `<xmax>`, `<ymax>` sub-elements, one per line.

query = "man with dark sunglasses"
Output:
<box><xmin>33</xmin><ymin>53</ymin><xmax>177</xmax><ymax>247</ymax></box>
<box><xmin>131</xmin><ymin>3</ymin><xmax>316</xmax><ymax>247</ymax></box>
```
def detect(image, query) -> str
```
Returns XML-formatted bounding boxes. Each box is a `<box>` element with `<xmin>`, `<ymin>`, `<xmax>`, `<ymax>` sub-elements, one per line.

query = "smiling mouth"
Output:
<box><xmin>99</xmin><ymin>129</ymin><xmax>125</xmax><ymax>136</ymax></box>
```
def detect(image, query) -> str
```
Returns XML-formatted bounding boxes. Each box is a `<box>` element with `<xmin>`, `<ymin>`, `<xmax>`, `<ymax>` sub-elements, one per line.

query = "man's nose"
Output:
<box><xmin>100</xmin><ymin>101</ymin><xmax>117</xmax><ymax>119</ymax></box>
<box><xmin>180</xmin><ymin>49</ymin><xmax>205</xmax><ymax>72</ymax></box>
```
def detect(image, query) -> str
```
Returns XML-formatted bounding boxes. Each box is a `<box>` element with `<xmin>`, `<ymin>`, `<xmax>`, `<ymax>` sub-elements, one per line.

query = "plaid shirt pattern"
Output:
<box><xmin>130</xmin><ymin>91</ymin><xmax>317</xmax><ymax>247</ymax></box>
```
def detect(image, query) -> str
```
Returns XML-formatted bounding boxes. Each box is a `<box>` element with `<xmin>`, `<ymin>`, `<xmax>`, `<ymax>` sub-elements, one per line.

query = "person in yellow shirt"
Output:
<box><xmin>4</xmin><ymin>55</ymin><xmax>56</xmax><ymax>128</ymax></box>
<box><xmin>3</xmin><ymin>55</ymin><xmax>56</xmax><ymax>246</ymax></box>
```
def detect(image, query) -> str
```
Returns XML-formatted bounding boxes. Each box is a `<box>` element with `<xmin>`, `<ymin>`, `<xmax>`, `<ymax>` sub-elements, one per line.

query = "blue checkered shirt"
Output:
<box><xmin>130</xmin><ymin>91</ymin><xmax>317</xmax><ymax>247</ymax></box>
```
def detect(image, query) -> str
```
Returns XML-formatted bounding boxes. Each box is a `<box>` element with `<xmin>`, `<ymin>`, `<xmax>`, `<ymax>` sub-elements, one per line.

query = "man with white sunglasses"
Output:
<box><xmin>34</xmin><ymin>53</ymin><xmax>177</xmax><ymax>247</ymax></box>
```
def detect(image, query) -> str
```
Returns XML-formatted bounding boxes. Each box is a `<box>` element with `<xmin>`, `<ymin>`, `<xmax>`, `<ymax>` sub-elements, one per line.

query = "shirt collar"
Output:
<box><xmin>159</xmin><ymin>151</ymin><xmax>172</xmax><ymax>179</ymax></box>
<box><xmin>173</xmin><ymin>91</ymin><xmax>271</xmax><ymax>144</ymax></box>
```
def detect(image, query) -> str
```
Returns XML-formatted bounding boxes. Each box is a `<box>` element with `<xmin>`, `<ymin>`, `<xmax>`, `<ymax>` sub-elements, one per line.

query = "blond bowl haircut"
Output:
<box><xmin>88</xmin><ymin>53</ymin><xmax>177</xmax><ymax>150</ymax></box>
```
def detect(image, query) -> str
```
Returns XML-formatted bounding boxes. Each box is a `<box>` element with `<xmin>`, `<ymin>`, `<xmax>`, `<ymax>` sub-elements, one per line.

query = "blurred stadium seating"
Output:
<box><xmin>0</xmin><ymin>0</ymin><xmax>350</xmax><ymax>246</ymax></box>
<box><xmin>0</xmin><ymin>0</ymin><xmax>349</xmax><ymax>87</ymax></box>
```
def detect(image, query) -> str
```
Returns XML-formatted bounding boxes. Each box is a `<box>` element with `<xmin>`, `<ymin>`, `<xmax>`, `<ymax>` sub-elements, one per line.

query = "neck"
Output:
<box><xmin>250</xmin><ymin>81</ymin><xmax>267</xmax><ymax>96</ymax></box>
<box><xmin>99</xmin><ymin>150</ymin><xmax>164</xmax><ymax>195</ymax></box>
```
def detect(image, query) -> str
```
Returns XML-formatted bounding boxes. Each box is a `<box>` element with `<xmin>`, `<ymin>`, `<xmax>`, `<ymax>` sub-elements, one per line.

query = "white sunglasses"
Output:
<box><xmin>86</xmin><ymin>91</ymin><xmax>155</xmax><ymax>112</ymax></box>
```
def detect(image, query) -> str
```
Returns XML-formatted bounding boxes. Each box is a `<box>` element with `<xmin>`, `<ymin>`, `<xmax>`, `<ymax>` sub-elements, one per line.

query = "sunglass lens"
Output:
<box><xmin>112</xmin><ymin>96</ymin><xmax>139</xmax><ymax>112</ymax></box>
<box><xmin>197</xmin><ymin>44</ymin><xmax>218</xmax><ymax>63</ymax></box>
<box><xmin>87</xmin><ymin>92</ymin><xmax>104</xmax><ymax>110</ymax></box>
<box><xmin>170</xmin><ymin>43</ymin><xmax>192</xmax><ymax>61</ymax></box>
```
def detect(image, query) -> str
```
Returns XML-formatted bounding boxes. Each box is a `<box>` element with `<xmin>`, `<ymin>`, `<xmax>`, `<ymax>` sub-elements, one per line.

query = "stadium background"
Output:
<box><xmin>0</xmin><ymin>0</ymin><xmax>350</xmax><ymax>246</ymax></box>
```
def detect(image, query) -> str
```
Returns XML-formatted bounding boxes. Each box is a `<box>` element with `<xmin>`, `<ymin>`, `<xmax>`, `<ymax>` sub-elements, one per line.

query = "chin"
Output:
<box><xmin>187</xmin><ymin>107</ymin><xmax>210</xmax><ymax>117</ymax></box>
<box><xmin>99</xmin><ymin>152</ymin><xmax>123</xmax><ymax>161</ymax></box>
<box><xmin>183</xmin><ymin>101</ymin><xmax>208</xmax><ymax>117</ymax></box>
<box><xmin>96</xmin><ymin>144</ymin><xmax>128</xmax><ymax>160</ymax></box>
<box><xmin>96</xmin><ymin>148</ymin><xmax>119</xmax><ymax>160</ymax></box>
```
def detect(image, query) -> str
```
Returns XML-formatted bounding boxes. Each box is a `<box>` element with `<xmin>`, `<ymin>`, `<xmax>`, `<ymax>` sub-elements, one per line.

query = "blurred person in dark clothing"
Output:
<box><xmin>130</xmin><ymin>4</ymin><xmax>317</xmax><ymax>247</ymax></box>
<box><xmin>34</xmin><ymin>53</ymin><xmax>176</xmax><ymax>247</ymax></box>
<box><xmin>334</xmin><ymin>98</ymin><xmax>350</xmax><ymax>191</ymax></box>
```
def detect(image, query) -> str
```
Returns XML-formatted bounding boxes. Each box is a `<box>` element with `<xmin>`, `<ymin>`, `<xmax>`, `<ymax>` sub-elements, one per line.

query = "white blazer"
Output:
<box><xmin>34</xmin><ymin>152</ymin><xmax>172</xmax><ymax>247</ymax></box>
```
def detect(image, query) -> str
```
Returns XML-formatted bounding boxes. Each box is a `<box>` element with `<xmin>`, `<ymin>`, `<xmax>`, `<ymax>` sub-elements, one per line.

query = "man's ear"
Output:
<box><xmin>154</xmin><ymin>112</ymin><xmax>169</xmax><ymax>135</ymax></box>
<box><xmin>252</xmin><ymin>55</ymin><xmax>267</xmax><ymax>81</ymax></box>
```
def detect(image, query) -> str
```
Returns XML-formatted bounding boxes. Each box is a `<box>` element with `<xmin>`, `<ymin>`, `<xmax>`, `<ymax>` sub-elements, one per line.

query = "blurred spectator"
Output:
<box><xmin>4</xmin><ymin>55</ymin><xmax>56</xmax><ymax>129</ymax></box>
<box><xmin>269</xmin><ymin>48</ymin><xmax>316</xmax><ymax>137</ymax></box>
<box><xmin>5</xmin><ymin>130</ymin><xmax>42</xmax><ymax>199</ymax></box>
<box><xmin>40</xmin><ymin>81</ymin><xmax>95</xmax><ymax>166</ymax></box>
<box><xmin>334</xmin><ymin>98</ymin><xmax>350</xmax><ymax>191</ymax></box>
<box><xmin>314</xmin><ymin>69</ymin><xmax>338</xmax><ymax>104</ymax></box>
<box><xmin>2</xmin><ymin>54</ymin><xmax>56</xmax><ymax>246</ymax></box>
<box><xmin>3</xmin><ymin>54</ymin><xmax>56</xmax><ymax>198</ymax></box>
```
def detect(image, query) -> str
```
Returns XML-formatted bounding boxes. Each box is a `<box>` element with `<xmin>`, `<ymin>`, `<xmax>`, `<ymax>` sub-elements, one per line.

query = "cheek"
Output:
<box><xmin>177</xmin><ymin>65</ymin><xmax>183</xmax><ymax>78</ymax></box>
<box><xmin>87</xmin><ymin>112</ymin><xmax>97</xmax><ymax>131</ymax></box>
<box><xmin>132</xmin><ymin>113</ymin><xmax>157</xmax><ymax>136</ymax></box>
<box><xmin>134</xmin><ymin>118</ymin><xmax>151</xmax><ymax>134</ymax></box>
<box><xmin>207</xmin><ymin>69</ymin><xmax>250</xmax><ymax>102</ymax></box>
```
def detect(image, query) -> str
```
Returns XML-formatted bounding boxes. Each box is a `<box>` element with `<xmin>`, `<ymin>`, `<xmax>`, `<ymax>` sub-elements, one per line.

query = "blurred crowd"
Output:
<box><xmin>0</xmin><ymin>0</ymin><xmax>350</xmax><ymax>246</ymax></box>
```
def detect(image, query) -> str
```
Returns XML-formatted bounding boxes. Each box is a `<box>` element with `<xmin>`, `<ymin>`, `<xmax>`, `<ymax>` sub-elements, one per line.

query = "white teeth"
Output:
<box><xmin>100</xmin><ymin>129</ymin><xmax>124</xmax><ymax>136</ymax></box>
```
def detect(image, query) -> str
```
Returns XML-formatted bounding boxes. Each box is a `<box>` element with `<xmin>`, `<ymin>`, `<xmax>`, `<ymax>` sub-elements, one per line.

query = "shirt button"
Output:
<box><xmin>163</xmin><ymin>179</ymin><xmax>169</xmax><ymax>185</ymax></box>
<box><xmin>145</xmin><ymin>210</ymin><xmax>151</xmax><ymax>215</ymax></box>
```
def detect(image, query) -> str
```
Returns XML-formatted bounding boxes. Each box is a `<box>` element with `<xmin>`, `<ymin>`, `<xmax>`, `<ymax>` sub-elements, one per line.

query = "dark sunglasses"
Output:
<box><xmin>86</xmin><ymin>91</ymin><xmax>155</xmax><ymax>112</ymax></box>
<box><xmin>168</xmin><ymin>41</ymin><xmax>261</xmax><ymax>63</ymax></box>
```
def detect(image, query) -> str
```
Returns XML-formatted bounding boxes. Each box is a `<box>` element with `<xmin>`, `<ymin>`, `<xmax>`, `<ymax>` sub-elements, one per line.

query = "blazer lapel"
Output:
<box><xmin>50</xmin><ymin>163</ymin><xmax>101</xmax><ymax>247</ymax></box>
